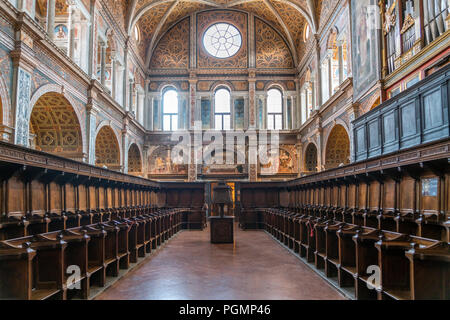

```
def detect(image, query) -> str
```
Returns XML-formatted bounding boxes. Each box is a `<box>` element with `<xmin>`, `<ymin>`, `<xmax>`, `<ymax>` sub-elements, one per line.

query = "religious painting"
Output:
<box><xmin>422</xmin><ymin>178</ymin><xmax>438</xmax><ymax>197</ymax></box>
<box><xmin>148</xmin><ymin>147</ymin><xmax>188</xmax><ymax>175</ymax></box>
<box><xmin>259</xmin><ymin>147</ymin><xmax>297</xmax><ymax>176</ymax></box>
<box><xmin>55</xmin><ymin>24</ymin><xmax>68</xmax><ymax>40</ymax></box>
<box><xmin>351</xmin><ymin>0</ymin><xmax>381</xmax><ymax>100</ymax></box>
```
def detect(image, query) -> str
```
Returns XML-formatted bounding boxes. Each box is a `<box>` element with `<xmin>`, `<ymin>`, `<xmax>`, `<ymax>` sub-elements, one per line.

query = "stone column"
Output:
<box><xmin>122</xmin><ymin>125</ymin><xmax>128</xmax><ymax>174</ymax></box>
<box><xmin>144</xmin><ymin>79</ymin><xmax>150</xmax><ymax>129</ymax></box>
<box><xmin>262</xmin><ymin>93</ymin><xmax>267</xmax><ymax>130</ymax></box>
<box><xmin>11</xmin><ymin>35</ymin><xmax>35</xmax><ymax>147</ymax></box>
<box><xmin>290</xmin><ymin>96</ymin><xmax>296</xmax><ymax>130</ymax></box>
<box><xmin>283</xmin><ymin>94</ymin><xmax>288</xmax><ymax>130</ymax></box>
<box><xmin>86</xmin><ymin>103</ymin><xmax>98</xmax><ymax>165</ymax></box>
<box><xmin>13</xmin><ymin>67</ymin><xmax>32</xmax><ymax>146</ymax></box>
<box><xmin>328</xmin><ymin>56</ymin><xmax>333</xmax><ymax>97</ymax></box>
<box><xmin>47</xmin><ymin>0</ymin><xmax>56</xmax><ymax>41</ymax></box>
<box><xmin>88</xmin><ymin>0</ymin><xmax>97</xmax><ymax>78</ymax></box>
<box><xmin>128</xmin><ymin>79</ymin><xmax>135</xmax><ymax>114</ymax></box>
<box><xmin>338</xmin><ymin>44</ymin><xmax>344</xmax><ymax>84</ymax></box>
<box><xmin>296</xmin><ymin>141</ymin><xmax>303</xmax><ymax>177</ymax></box>
<box><xmin>123</xmin><ymin>43</ymin><xmax>129</xmax><ymax>110</ymax></box>
<box><xmin>100</xmin><ymin>42</ymin><xmax>107</xmax><ymax>86</ymax></box>
<box><xmin>314</xmin><ymin>36</ymin><xmax>322</xmax><ymax>107</ymax></box>
<box><xmin>248</xmin><ymin>71</ymin><xmax>256</xmax><ymax>129</ymax></box>
<box><xmin>244</xmin><ymin>96</ymin><xmax>249</xmax><ymax>130</ymax></box>
<box><xmin>189</xmin><ymin>76</ymin><xmax>197</xmax><ymax>129</ymax></box>
<box><xmin>68</xmin><ymin>6</ymin><xmax>76</xmax><ymax>58</ymax></box>
<box><xmin>112</xmin><ymin>57</ymin><xmax>118</xmax><ymax>99</ymax></box>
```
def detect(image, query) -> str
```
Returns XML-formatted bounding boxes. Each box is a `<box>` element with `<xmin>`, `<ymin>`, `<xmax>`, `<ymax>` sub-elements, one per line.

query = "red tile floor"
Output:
<box><xmin>96</xmin><ymin>225</ymin><xmax>346</xmax><ymax>300</ymax></box>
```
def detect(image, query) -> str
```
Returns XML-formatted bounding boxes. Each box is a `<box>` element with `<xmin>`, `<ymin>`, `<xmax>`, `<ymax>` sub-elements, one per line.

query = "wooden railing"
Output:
<box><xmin>353</xmin><ymin>64</ymin><xmax>449</xmax><ymax>162</ymax></box>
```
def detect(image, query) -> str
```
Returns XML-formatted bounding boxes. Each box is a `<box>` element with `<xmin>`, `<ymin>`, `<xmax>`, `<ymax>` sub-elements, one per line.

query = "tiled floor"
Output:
<box><xmin>96</xmin><ymin>225</ymin><xmax>346</xmax><ymax>300</ymax></box>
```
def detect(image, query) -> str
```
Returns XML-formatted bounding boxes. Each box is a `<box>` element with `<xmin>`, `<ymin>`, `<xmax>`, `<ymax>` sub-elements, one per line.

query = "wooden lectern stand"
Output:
<box><xmin>209</xmin><ymin>216</ymin><xmax>234</xmax><ymax>244</ymax></box>
<box><xmin>210</xmin><ymin>181</ymin><xmax>234</xmax><ymax>244</ymax></box>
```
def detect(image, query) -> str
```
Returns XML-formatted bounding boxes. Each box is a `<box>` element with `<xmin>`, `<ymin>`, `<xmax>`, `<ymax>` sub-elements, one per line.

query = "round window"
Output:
<box><xmin>203</xmin><ymin>23</ymin><xmax>242</xmax><ymax>58</ymax></box>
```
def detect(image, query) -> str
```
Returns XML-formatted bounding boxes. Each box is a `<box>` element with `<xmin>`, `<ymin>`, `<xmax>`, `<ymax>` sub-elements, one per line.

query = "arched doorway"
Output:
<box><xmin>29</xmin><ymin>92</ymin><xmax>84</xmax><ymax>161</ymax></box>
<box><xmin>95</xmin><ymin>126</ymin><xmax>121</xmax><ymax>171</ymax></box>
<box><xmin>304</xmin><ymin>143</ymin><xmax>318</xmax><ymax>173</ymax></box>
<box><xmin>325</xmin><ymin>124</ymin><xmax>350</xmax><ymax>170</ymax></box>
<box><xmin>128</xmin><ymin>143</ymin><xmax>142</xmax><ymax>176</ymax></box>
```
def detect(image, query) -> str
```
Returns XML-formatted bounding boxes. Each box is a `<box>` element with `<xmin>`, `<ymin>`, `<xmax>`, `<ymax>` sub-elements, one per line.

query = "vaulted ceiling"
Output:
<box><xmin>125</xmin><ymin>0</ymin><xmax>324</xmax><ymax>69</ymax></box>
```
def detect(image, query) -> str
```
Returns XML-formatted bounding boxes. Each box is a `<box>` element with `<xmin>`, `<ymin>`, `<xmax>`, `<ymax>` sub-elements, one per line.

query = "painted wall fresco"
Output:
<box><xmin>95</xmin><ymin>126</ymin><xmax>121</xmax><ymax>170</ymax></box>
<box><xmin>150</xmin><ymin>18</ymin><xmax>190</xmax><ymax>69</ymax></box>
<box><xmin>259</xmin><ymin>145</ymin><xmax>298</xmax><ymax>175</ymax></box>
<box><xmin>148</xmin><ymin>147</ymin><xmax>188</xmax><ymax>175</ymax></box>
<box><xmin>325</xmin><ymin>124</ymin><xmax>350</xmax><ymax>169</ymax></box>
<box><xmin>351</xmin><ymin>0</ymin><xmax>381</xmax><ymax>99</ymax></box>
<box><xmin>255</xmin><ymin>18</ymin><xmax>294</xmax><ymax>69</ymax></box>
<box><xmin>128</xmin><ymin>143</ymin><xmax>142</xmax><ymax>174</ymax></box>
<box><xmin>29</xmin><ymin>92</ymin><xmax>83</xmax><ymax>158</ymax></box>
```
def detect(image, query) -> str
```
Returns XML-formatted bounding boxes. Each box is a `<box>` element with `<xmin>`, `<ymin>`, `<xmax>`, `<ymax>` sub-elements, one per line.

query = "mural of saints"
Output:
<box><xmin>149</xmin><ymin>147</ymin><xmax>187</xmax><ymax>175</ymax></box>
<box><xmin>260</xmin><ymin>148</ymin><xmax>296</xmax><ymax>175</ymax></box>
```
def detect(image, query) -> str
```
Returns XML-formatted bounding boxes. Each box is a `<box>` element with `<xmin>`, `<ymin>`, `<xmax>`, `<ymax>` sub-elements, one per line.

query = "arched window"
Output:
<box><xmin>134</xmin><ymin>25</ymin><xmax>141</xmax><ymax>43</ymax></box>
<box><xmin>303</xmin><ymin>24</ymin><xmax>311</xmax><ymax>42</ymax></box>
<box><xmin>267</xmin><ymin>89</ymin><xmax>283</xmax><ymax>130</ymax></box>
<box><xmin>214</xmin><ymin>88</ymin><xmax>231</xmax><ymax>130</ymax></box>
<box><xmin>163</xmin><ymin>89</ymin><xmax>178</xmax><ymax>131</ymax></box>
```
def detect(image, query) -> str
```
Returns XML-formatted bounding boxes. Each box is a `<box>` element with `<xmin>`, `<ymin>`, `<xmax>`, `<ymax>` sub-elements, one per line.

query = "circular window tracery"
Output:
<box><xmin>203</xmin><ymin>23</ymin><xmax>242</xmax><ymax>58</ymax></box>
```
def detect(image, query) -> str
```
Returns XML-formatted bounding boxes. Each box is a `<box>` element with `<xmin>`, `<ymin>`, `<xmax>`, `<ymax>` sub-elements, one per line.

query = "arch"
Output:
<box><xmin>128</xmin><ymin>143</ymin><xmax>143</xmax><ymax>175</ymax></box>
<box><xmin>95</xmin><ymin>125</ymin><xmax>121</xmax><ymax>171</ymax></box>
<box><xmin>159</xmin><ymin>83</ymin><xmax>180</xmax><ymax>95</ymax></box>
<box><xmin>266</xmin><ymin>82</ymin><xmax>287</xmax><ymax>92</ymax></box>
<box><xmin>304</xmin><ymin>143</ymin><xmax>318</xmax><ymax>173</ymax></box>
<box><xmin>29</xmin><ymin>91</ymin><xmax>85</xmax><ymax>161</ymax></box>
<box><xmin>324</xmin><ymin>124</ymin><xmax>350</xmax><ymax>170</ymax></box>
<box><xmin>211</xmin><ymin>82</ymin><xmax>233</xmax><ymax>93</ymax></box>
<box><xmin>29</xmin><ymin>84</ymin><xmax>87</xmax><ymax>155</ymax></box>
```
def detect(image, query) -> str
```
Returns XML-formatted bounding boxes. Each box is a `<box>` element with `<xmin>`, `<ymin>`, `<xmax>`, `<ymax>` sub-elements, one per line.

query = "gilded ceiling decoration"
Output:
<box><xmin>29</xmin><ymin>92</ymin><xmax>82</xmax><ymax>158</ymax></box>
<box><xmin>129</xmin><ymin>0</ymin><xmax>327</xmax><ymax>68</ymax></box>
<box><xmin>36</xmin><ymin>0</ymin><xmax>70</xmax><ymax>16</ymax></box>
<box><xmin>128</xmin><ymin>144</ymin><xmax>142</xmax><ymax>174</ymax></box>
<box><xmin>304</xmin><ymin>143</ymin><xmax>318</xmax><ymax>172</ymax></box>
<box><xmin>150</xmin><ymin>17</ymin><xmax>190</xmax><ymax>69</ymax></box>
<box><xmin>325</xmin><ymin>124</ymin><xmax>350</xmax><ymax>170</ymax></box>
<box><xmin>104</xmin><ymin>0</ymin><xmax>128</xmax><ymax>32</ymax></box>
<box><xmin>95</xmin><ymin>126</ymin><xmax>121</xmax><ymax>169</ymax></box>
<box><xmin>270</xmin><ymin>0</ymin><xmax>306</xmax><ymax>60</ymax></box>
<box><xmin>137</xmin><ymin>2</ymin><xmax>173</xmax><ymax>58</ymax></box>
<box><xmin>255</xmin><ymin>18</ymin><xmax>293</xmax><ymax>69</ymax></box>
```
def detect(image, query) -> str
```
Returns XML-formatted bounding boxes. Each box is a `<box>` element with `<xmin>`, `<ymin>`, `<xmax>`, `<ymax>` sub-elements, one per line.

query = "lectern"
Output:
<box><xmin>209</xmin><ymin>182</ymin><xmax>234</xmax><ymax>244</ymax></box>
